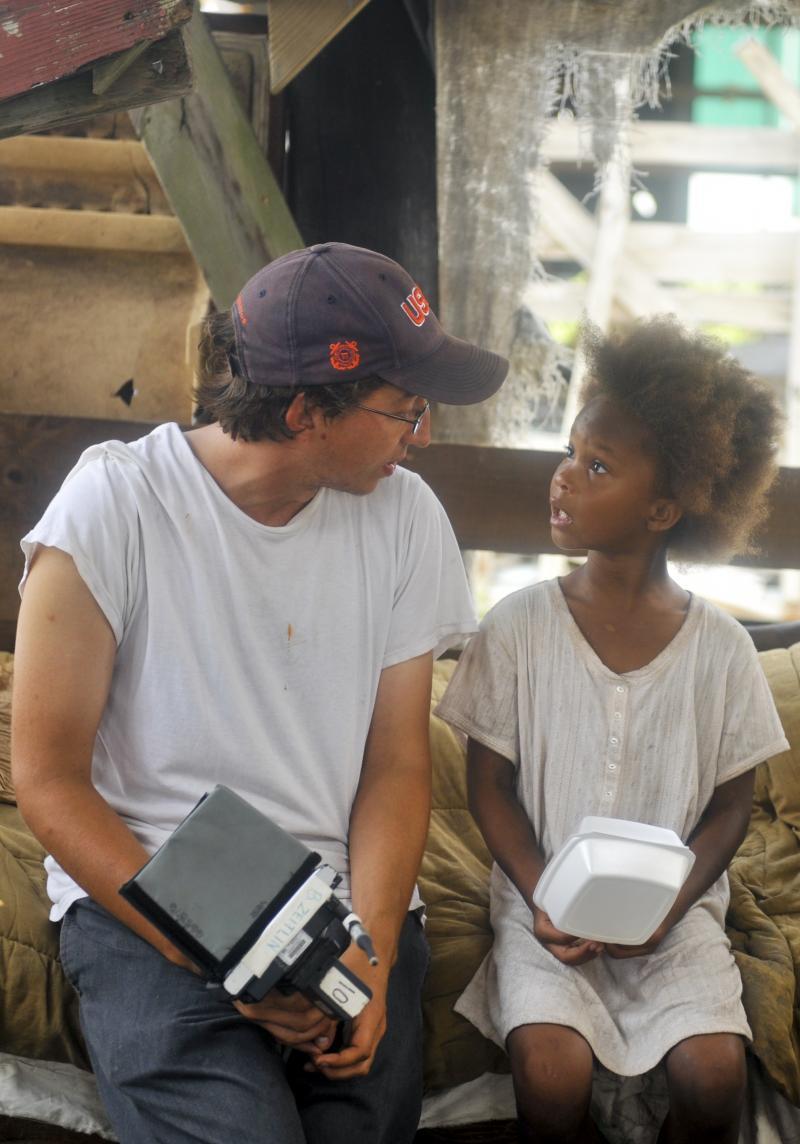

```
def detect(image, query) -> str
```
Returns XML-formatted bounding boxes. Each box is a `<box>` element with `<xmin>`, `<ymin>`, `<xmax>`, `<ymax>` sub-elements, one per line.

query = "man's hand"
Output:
<box><xmin>234</xmin><ymin>990</ymin><xmax>338</xmax><ymax>1056</ymax></box>
<box><xmin>533</xmin><ymin>907</ymin><xmax>604</xmax><ymax>966</ymax></box>
<box><xmin>307</xmin><ymin>942</ymin><xmax>389</xmax><ymax>1080</ymax></box>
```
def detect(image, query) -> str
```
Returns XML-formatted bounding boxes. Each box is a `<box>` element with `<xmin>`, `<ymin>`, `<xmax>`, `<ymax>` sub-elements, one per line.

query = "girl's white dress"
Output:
<box><xmin>436</xmin><ymin>579</ymin><xmax>789</xmax><ymax>1075</ymax></box>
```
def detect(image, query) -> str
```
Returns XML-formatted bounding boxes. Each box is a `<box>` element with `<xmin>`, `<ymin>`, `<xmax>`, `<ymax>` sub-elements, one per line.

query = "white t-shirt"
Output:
<box><xmin>20</xmin><ymin>423</ymin><xmax>477</xmax><ymax>920</ymax></box>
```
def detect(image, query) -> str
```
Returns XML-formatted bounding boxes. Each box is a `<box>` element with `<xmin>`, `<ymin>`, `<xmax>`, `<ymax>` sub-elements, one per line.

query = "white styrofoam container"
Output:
<box><xmin>532</xmin><ymin>816</ymin><xmax>695</xmax><ymax>945</ymax></box>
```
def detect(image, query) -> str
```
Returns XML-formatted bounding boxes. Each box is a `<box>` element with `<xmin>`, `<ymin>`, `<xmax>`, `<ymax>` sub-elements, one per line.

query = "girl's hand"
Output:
<box><xmin>533</xmin><ymin>907</ymin><xmax>604</xmax><ymax>966</ymax></box>
<box><xmin>604</xmin><ymin>920</ymin><xmax>670</xmax><ymax>959</ymax></box>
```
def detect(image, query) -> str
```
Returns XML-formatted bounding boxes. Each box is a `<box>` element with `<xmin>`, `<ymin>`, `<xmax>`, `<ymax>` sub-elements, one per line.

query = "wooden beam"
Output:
<box><xmin>535</xmin><ymin>223</ymin><xmax>797</xmax><ymax>285</ymax></box>
<box><xmin>0</xmin><ymin>0</ymin><xmax>192</xmax><ymax>101</ymax></box>
<box><xmin>93</xmin><ymin>39</ymin><xmax>154</xmax><ymax>96</ymax></box>
<box><xmin>0</xmin><ymin>26</ymin><xmax>193</xmax><ymax>140</ymax></box>
<box><xmin>131</xmin><ymin>9</ymin><xmax>303</xmax><ymax>308</ymax></box>
<box><xmin>538</xmin><ymin>171</ymin><xmax>689</xmax><ymax>322</ymax></box>
<box><xmin>404</xmin><ymin>445</ymin><xmax>800</xmax><ymax>570</ymax></box>
<box><xmin>266</xmin><ymin>0</ymin><xmax>372</xmax><ymax>93</ymax></box>
<box><xmin>736</xmin><ymin>36</ymin><xmax>800</xmax><ymax>475</ymax></box>
<box><xmin>541</xmin><ymin>119</ymin><xmax>800</xmax><ymax>173</ymax></box>
<box><xmin>524</xmin><ymin>280</ymin><xmax>792</xmax><ymax>334</ymax></box>
<box><xmin>0</xmin><ymin>206</ymin><xmax>188</xmax><ymax>253</ymax></box>
<box><xmin>735</xmin><ymin>38</ymin><xmax>800</xmax><ymax>130</ymax></box>
<box><xmin>2</xmin><ymin>414</ymin><xmax>798</xmax><ymax>654</ymax></box>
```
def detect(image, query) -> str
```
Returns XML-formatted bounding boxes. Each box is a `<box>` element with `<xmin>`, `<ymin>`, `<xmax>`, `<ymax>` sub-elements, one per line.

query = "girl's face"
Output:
<box><xmin>549</xmin><ymin>396</ymin><xmax>673</xmax><ymax>554</ymax></box>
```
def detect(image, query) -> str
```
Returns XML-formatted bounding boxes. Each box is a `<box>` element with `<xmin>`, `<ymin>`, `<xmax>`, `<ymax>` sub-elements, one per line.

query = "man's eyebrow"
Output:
<box><xmin>389</xmin><ymin>393</ymin><xmax>426</xmax><ymax>410</ymax></box>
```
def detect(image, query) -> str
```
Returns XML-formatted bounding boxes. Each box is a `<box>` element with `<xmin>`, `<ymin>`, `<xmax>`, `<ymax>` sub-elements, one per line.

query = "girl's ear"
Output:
<box><xmin>284</xmin><ymin>392</ymin><xmax>316</xmax><ymax>433</ymax></box>
<box><xmin>647</xmin><ymin>498</ymin><xmax>683</xmax><ymax>534</ymax></box>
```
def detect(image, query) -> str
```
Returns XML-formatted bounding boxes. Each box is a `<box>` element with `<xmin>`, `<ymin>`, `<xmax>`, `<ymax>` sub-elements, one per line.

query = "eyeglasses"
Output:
<box><xmin>352</xmin><ymin>400</ymin><xmax>430</xmax><ymax>435</ymax></box>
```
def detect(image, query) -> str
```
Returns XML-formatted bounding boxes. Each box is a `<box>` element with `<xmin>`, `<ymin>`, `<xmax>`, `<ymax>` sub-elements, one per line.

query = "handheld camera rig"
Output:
<box><xmin>120</xmin><ymin>785</ymin><xmax>376</xmax><ymax>1021</ymax></box>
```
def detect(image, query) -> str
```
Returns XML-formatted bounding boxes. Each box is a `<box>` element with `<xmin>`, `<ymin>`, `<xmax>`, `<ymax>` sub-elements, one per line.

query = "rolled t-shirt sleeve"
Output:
<box><xmin>19</xmin><ymin>449</ymin><xmax>141</xmax><ymax>646</ymax></box>
<box><xmin>382</xmin><ymin>479</ymin><xmax>477</xmax><ymax>667</ymax></box>
<box><xmin>716</xmin><ymin>623</ymin><xmax>790</xmax><ymax>785</ymax></box>
<box><xmin>435</xmin><ymin>598</ymin><xmax>521</xmax><ymax>764</ymax></box>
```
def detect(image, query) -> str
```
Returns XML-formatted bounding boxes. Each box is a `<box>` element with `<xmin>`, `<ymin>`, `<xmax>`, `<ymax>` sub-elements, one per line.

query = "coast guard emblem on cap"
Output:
<box><xmin>401</xmin><ymin>286</ymin><xmax>430</xmax><ymax>327</ymax></box>
<box><xmin>235</xmin><ymin>295</ymin><xmax>248</xmax><ymax>326</ymax></box>
<box><xmin>329</xmin><ymin>340</ymin><xmax>361</xmax><ymax>371</ymax></box>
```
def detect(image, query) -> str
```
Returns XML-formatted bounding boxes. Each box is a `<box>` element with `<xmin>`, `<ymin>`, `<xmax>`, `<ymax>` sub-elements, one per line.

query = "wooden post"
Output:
<box><xmin>435</xmin><ymin>1</ymin><xmax>561</xmax><ymax>446</ymax></box>
<box><xmin>131</xmin><ymin>8</ymin><xmax>303</xmax><ymax>308</ymax></box>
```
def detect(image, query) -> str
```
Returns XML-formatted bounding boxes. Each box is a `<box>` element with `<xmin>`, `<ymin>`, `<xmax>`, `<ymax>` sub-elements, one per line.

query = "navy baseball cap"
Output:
<box><xmin>231</xmin><ymin>242</ymin><xmax>508</xmax><ymax>404</ymax></box>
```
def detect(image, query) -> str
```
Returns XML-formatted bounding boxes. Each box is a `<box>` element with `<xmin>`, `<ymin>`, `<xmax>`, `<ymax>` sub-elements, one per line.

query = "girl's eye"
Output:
<box><xmin>590</xmin><ymin>459</ymin><xmax>608</xmax><ymax>474</ymax></box>
<box><xmin>563</xmin><ymin>443</ymin><xmax>574</xmax><ymax>458</ymax></box>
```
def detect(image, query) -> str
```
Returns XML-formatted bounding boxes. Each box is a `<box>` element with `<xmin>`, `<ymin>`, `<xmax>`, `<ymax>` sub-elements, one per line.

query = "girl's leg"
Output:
<box><xmin>507</xmin><ymin>1023</ymin><xmax>600</xmax><ymax>1144</ymax></box>
<box><xmin>659</xmin><ymin>1033</ymin><xmax>746</xmax><ymax>1144</ymax></box>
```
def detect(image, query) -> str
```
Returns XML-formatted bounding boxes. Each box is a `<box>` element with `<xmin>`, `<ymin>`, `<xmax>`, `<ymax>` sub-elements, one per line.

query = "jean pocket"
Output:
<box><xmin>59</xmin><ymin>910</ymin><xmax>82</xmax><ymax>996</ymax></box>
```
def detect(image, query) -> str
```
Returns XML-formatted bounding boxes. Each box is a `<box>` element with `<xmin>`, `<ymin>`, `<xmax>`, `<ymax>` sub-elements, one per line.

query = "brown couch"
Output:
<box><xmin>2</xmin><ymin>630</ymin><xmax>800</xmax><ymax>1141</ymax></box>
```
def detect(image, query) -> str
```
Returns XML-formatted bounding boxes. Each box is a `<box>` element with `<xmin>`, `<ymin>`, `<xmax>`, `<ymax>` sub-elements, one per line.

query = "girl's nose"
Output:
<box><xmin>553</xmin><ymin>462</ymin><xmax>572</xmax><ymax>490</ymax></box>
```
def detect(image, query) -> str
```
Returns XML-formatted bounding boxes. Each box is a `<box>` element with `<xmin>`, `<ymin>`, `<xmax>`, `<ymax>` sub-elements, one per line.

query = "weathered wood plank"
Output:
<box><xmin>266</xmin><ymin>0</ymin><xmax>373</xmax><ymax>92</ymax></box>
<box><xmin>93</xmin><ymin>39</ymin><xmax>154</xmax><ymax>96</ymax></box>
<box><xmin>0</xmin><ymin>0</ymin><xmax>192</xmax><ymax>101</ymax></box>
<box><xmin>524</xmin><ymin>280</ymin><xmax>792</xmax><ymax>334</ymax></box>
<box><xmin>404</xmin><ymin>444</ymin><xmax>800</xmax><ymax>571</ymax></box>
<box><xmin>536</xmin><ymin>223</ymin><xmax>797</xmax><ymax>286</ymax></box>
<box><xmin>542</xmin><ymin>119</ymin><xmax>800</xmax><ymax>173</ymax></box>
<box><xmin>0</xmin><ymin>25</ymin><xmax>193</xmax><ymax>140</ymax></box>
<box><xmin>736</xmin><ymin>38</ymin><xmax>800</xmax><ymax>131</ymax></box>
<box><xmin>538</xmin><ymin>171</ymin><xmax>690</xmax><ymax>323</ymax></box>
<box><xmin>132</xmin><ymin>9</ymin><xmax>302</xmax><ymax>308</ymax></box>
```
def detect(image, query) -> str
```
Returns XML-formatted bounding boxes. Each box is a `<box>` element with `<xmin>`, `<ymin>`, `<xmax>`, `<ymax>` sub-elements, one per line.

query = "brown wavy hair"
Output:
<box><xmin>194</xmin><ymin>310</ymin><xmax>385</xmax><ymax>442</ymax></box>
<box><xmin>579</xmin><ymin>316</ymin><xmax>783</xmax><ymax>561</ymax></box>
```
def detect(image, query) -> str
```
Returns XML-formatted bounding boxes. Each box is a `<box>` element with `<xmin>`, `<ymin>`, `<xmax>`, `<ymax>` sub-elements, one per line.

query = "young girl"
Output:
<box><xmin>436</xmin><ymin>317</ymin><xmax>790</xmax><ymax>1144</ymax></box>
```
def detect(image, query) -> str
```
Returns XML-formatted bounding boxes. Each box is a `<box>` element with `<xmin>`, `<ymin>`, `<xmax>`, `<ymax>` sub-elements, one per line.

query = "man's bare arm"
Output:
<box><xmin>11</xmin><ymin>546</ymin><xmax>192</xmax><ymax>966</ymax></box>
<box><xmin>312</xmin><ymin>649</ymin><xmax>434</xmax><ymax>1079</ymax></box>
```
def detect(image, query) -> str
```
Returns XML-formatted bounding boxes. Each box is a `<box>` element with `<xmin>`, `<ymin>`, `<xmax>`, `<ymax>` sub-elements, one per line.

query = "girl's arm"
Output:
<box><xmin>606</xmin><ymin>768</ymin><xmax>755</xmax><ymax>959</ymax></box>
<box><xmin>467</xmin><ymin>737</ymin><xmax>603</xmax><ymax>966</ymax></box>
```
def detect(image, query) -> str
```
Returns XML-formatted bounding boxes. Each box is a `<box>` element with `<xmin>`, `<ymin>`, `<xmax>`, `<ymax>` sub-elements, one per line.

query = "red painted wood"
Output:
<box><xmin>0</xmin><ymin>0</ymin><xmax>192</xmax><ymax>101</ymax></box>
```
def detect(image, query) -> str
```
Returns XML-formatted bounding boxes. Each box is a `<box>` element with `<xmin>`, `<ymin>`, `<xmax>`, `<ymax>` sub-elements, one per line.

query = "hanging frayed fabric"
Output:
<box><xmin>435</xmin><ymin>0</ymin><xmax>800</xmax><ymax>446</ymax></box>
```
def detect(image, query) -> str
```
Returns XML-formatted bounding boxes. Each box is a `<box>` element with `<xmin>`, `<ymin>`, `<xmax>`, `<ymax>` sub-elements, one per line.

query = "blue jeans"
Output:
<box><xmin>60</xmin><ymin>898</ymin><xmax>429</xmax><ymax>1144</ymax></box>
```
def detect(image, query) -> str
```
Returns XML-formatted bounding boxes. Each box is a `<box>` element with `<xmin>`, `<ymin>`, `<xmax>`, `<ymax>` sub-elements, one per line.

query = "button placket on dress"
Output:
<box><xmin>601</xmin><ymin>681</ymin><xmax>629</xmax><ymax>808</ymax></box>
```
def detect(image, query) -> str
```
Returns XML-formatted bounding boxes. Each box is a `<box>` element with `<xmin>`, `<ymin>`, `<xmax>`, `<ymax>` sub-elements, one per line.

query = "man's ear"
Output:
<box><xmin>647</xmin><ymin>498</ymin><xmax>683</xmax><ymax>534</ymax></box>
<box><xmin>284</xmin><ymin>392</ymin><xmax>316</xmax><ymax>434</ymax></box>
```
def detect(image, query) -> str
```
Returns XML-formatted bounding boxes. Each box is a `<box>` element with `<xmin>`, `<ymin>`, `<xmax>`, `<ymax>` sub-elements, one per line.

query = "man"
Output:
<box><xmin>11</xmin><ymin>242</ymin><xmax>508</xmax><ymax>1144</ymax></box>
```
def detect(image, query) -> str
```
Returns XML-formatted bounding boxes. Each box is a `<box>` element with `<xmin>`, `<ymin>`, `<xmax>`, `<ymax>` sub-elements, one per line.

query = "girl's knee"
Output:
<box><xmin>508</xmin><ymin>1024</ymin><xmax>593</xmax><ymax>1140</ymax></box>
<box><xmin>666</xmin><ymin>1034</ymin><xmax>746</xmax><ymax>1125</ymax></box>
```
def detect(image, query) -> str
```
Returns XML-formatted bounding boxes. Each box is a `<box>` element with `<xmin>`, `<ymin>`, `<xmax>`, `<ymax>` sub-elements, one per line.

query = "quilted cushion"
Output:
<box><xmin>0</xmin><ymin>652</ymin><xmax>13</xmax><ymax>804</ymax></box>
<box><xmin>419</xmin><ymin>659</ymin><xmax>508</xmax><ymax>1091</ymax></box>
<box><xmin>0</xmin><ymin>801</ymin><xmax>89</xmax><ymax>1069</ymax></box>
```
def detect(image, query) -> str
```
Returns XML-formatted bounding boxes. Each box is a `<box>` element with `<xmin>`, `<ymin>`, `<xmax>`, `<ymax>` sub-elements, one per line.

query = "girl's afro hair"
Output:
<box><xmin>580</xmin><ymin>316</ymin><xmax>783</xmax><ymax>561</ymax></box>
